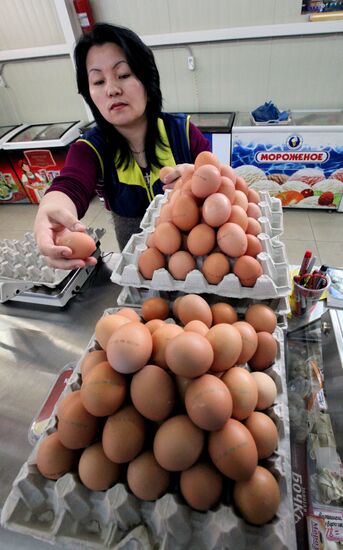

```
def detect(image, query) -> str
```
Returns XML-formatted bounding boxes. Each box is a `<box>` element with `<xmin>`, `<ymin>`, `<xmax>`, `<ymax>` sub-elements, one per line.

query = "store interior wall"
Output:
<box><xmin>0</xmin><ymin>0</ymin><xmax>342</xmax><ymax>126</ymax></box>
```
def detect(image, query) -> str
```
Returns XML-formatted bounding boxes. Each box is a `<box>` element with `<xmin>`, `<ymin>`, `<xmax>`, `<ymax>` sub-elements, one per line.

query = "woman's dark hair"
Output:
<box><xmin>75</xmin><ymin>23</ymin><xmax>165</xmax><ymax>168</ymax></box>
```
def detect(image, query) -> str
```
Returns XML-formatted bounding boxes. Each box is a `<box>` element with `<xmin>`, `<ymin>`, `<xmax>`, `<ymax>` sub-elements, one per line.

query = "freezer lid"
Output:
<box><xmin>291</xmin><ymin>109</ymin><xmax>343</xmax><ymax>126</ymax></box>
<box><xmin>173</xmin><ymin>112</ymin><xmax>235</xmax><ymax>132</ymax></box>
<box><xmin>0</xmin><ymin>124</ymin><xmax>27</xmax><ymax>146</ymax></box>
<box><xmin>2</xmin><ymin>121</ymin><xmax>85</xmax><ymax>149</ymax></box>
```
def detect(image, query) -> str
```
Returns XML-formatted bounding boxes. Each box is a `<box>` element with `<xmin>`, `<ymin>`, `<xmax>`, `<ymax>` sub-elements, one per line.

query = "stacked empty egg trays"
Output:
<box><xmin>110</xmin><ymin>190</ymin><xmax>290</xmax><ymax>300</ymax></box>
<box><xmin>1</xmin><ymin>313</ymin><xmax>297</xmax><ymax>550</ymax></box>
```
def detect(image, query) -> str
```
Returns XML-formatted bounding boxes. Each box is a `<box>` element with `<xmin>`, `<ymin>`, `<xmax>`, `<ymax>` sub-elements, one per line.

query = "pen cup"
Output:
<box><xmin>292</xmin><ymin>274</ymin><xmax>331</xmax><ymax>316</ymax></box>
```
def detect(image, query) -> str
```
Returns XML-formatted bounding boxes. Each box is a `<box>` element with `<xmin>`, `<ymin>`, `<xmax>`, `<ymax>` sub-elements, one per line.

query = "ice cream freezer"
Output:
<box><xmin>2</xmin><ymin>121</ymin><xmax>85</xmax><ymax>204</ymax></box>
<box><xmin>173</xmin><ymin>112</ymin><xmax>235</xmax><ymax>165</ymax></box>
<box><xmin>0</xmin><ymin>124</ymin><xmax>31</xmax><ymax>205</ymax></box>
<box><xmin>231</xmin><ymin>110</ymin><xmax>343</xmax><ymax>211</ymax></box>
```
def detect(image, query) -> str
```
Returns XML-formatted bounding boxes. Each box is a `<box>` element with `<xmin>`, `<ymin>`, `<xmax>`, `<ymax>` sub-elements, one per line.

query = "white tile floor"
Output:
<box><xmin>0</xmin><ymin>198</ymin><xmax>342</xmax><ymax>267</ymax></box>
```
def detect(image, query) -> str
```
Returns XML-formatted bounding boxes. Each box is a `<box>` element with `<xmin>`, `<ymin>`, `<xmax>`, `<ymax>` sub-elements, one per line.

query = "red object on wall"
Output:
<box><xmin>73</xmin><ymin>0</ymin><xmax>95</xmax><ymax>34</ymax></box>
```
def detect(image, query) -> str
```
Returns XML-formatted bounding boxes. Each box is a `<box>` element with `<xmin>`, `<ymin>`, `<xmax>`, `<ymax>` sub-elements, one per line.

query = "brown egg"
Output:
<box><xmin>165</xmin><ymin>331</ymin><xmax>214</xmax><ymax>378</ymax></box>
<box><xmin>168</xmin><ymin>251</ymin><xmax>196</xmax><ymax>280</ymax></box>
<box><xmin>233</xmin><ymin>466</ymin><xmax>280</xmax><ymax>525</ymax></box>
<box><xmin>235</xmin><ymin>176</ymin><xmax>249</xmax><ymax>197</ymax></box>
<box><xmin>187</xmin><ymin>223</ymin><xmax>216</xmax><ymax>256</ymax></box>
<box><xmin>232</xmin><ymin>321</ymin><xmax>258</xmax><ymax>364</ymax></box>
<box><xmin>146</xmin><ymin>231</ymin><xmax>155</xmax><ymax>248</ymax></box>
<box><xmin>177</xmin><ymin>294</ymin><xmax>213</xmax><ymax>327</ymax></box>
<box><xmin>185</xmin><ymin>374</ymin><xmax>232</xmax><ymax>430</ymax></box>
<box><xmin>180</xmin><ymin>462</ymin><xmax>223</xmax><ymax>511</ymax></box>
<box><xmin>217</xmin><ymin>223</ymin><xmax>248</xmax><ymax>258</ymax></box>
<box><xmin>247</xmin><ymin>188</ymin><xmax>261</xmax><ymax>204</ymax></box>
<box><xmin>172</xmin><ymin>194</ymin><xmax>200</xmax><ymax>231</ymax></box>
<box><xmin>228</xmin><ymin>204</ymin><xmax>249</xmax><ymax>231</ymax></box>
<box><xmin>154</xmin><ymin>222</ymin><xmax>181</xmax><ymax>255</ymax></box>
<box><xmin>78</xmin><ymin>442</ymin><xmax>121</xmax><ymax>491</ymax></box>
<box><xmin>221</xmin><ymin>367</ymin><xmax>258</xmax><ymax>420</ymax></box>
<box><xmin>102</xmin><ymin>405</ymin><xmax>146</xmax><ymax>463</ymax></box>
<box><xmin>138</xmin><ymin>247</ymin><xmax>166</xmax><ymax>279</ymax></box>
<box><xmin>145</xmin><ymin>319</ymin><xmax>165</xmax><ymax>334</ymax></box>
<box><xmin>56</xmin><ymin>231</ymin><xmax>96</xmax><ymax>259</ymax></box>
<box><xmin>211</xmin><ymin>302</ymin><xmax>238</xmax><ymax>325</ymax></box>
<box><xmin>80</xmin><ymin>361</ymin><xmax>126</xmax><ymax>416</ymax></box>
<box><xmin>218</xmin><ymin>176</ymin><xmax>236</xmax><ymax>202</ymax></box>
<box><xmin>106</xmin><ymin>322</ymin><xmax>153</xmax><ymax>374</ymax></box>
<box><xmin>208</xmin><ymin>418</ymin><xmax>258</xmax><ymax>480</ymax></box>
<box><xmin>80</xmin><ymin>349</ymin><xmax>107</xmax><ymax>380</ymax></box>
<box><xmin>202</xmin><ymin>193</ymin><xmax>231</xmax><ymax>227</ymax></box>
<box><xmin>201</xmin><ymin>252</ymin><xmax>230</xmax><ymax>284</ymax></box>
<box><xmin>248</xmin><ymin>332</ymin><xmax>278</xmax><ymax>371</ymax></box>
<box><xmin>191</xmin><ymin>165</ymin><xmax>221</xmax><ymax>198</ymax></box>
<box><xmin>233</xmin><ymin>256</ymin><xmax>263</xmax><ymax>287</ymax></box>
<box><xmin>151</xmin><ymin>323</ymin><xmax>184</xmax><ymax>368</ymax></box>
<box><xmin>172</xmin><ymin>296</ymin><xmax>182</xmax><ymax>318</ymax></box>
<box><xmin>184</xmin><ymin>319</ymin><xmax>209</xmax><ymax>336</ymax></box>
<box><xmin>245</xmin><ymin>234</ymin><xmax>263</xmax><ymax>257</ymax></box>
<box><xmin>116</xmin><ymin>308</ymin><xmax>141</xmax><ymax>322</ymax></box>
<box><xmin>244</xmin><ymin>304</ymin><xmax>277</xmax><ymax>334</ymax></box>
<box><xmin>246</xmin><ymin>217</ymin><xmax>262</xmax><ymax>236</ymax></box>
<box><xmin>127</xmin><ymin>451</ymin><xmax>170</xmax><ymax>501</ymax></box>
<box><xmin>141</xmin><ymin>297</ymin><xmax>169</xmax><ymax>321</ymax></box>
<box><xmin>247</xmin><ymin>202</ymin><xmax>262</xmax><ymax>220</ymax></box>
<box><xmin>194</xmin><ymin>151</ymin><xmax>221</xmax><ymax>171</ymax></box>
<box><xmin>36</xmin><ymin>432</ymin><xmax>77</xmax><ymax>480</ymax></box>
<box><xmin>251</xmin><ymin>372</ymin><xmax>277</xmax><ymax>410</ymax></box>
<box><xmin>95</xmin><ymin>313</ymin><xmax>130</xmax><ymax>350</ymax></box>
<box><xmin>153</xmin><ymin>415</ymin><xmax>204</xmax><ymax>471</ymax></box>
<box><xmin>130</xmin><ymin>364</ymin><xmax>175</xmax><ymax>421</ymax></box>
<box><xmin>57</xmin><ymin>390</ymin><xmax>98</xmax><ymax>449</ymax></box>
<box><xmin>233</xmin><ymin>189</ymin><xmax>249</xmax><ymax>211</ymax></box>
<box><xmin>158</xmin><ymin>203</ymin><xmax>173</xmax><ymax>224</ymax></box>
<box><xmin>244</xmin><ymin>411</ymin><xmax>278</xmax><ymax>459</ymax></box>
<box><xmin>221</xmin><ymin>164</ymin><xmax>237</xmax><ymax>184</ymax></box>
<box><xmin>206</xmin><ymin>323</ymin><xmax>242</xmax><ymax>372</ymax></box>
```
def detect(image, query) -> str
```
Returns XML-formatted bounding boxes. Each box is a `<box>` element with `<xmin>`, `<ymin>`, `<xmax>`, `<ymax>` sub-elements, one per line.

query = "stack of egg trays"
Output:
<box><xmin>1</xmin><ymin>308</ymin><xmax>296</xmax><ymax>550</ymax></box>
<box><xmin>0</xmin><ymin>228</ymin><xmax>105</xmax><ymax>288</ymax></box>
<box><xmin>110</xmin><ymin>189</ymin><xmax>290</xmax><ymax>300</ymax></box>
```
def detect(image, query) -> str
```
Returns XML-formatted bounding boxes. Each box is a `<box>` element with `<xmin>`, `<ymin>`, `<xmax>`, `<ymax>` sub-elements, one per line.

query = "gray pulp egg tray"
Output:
<box><xmin>0</xmin><ymin>228</ymin><xmax>105</xmax><ymax>301</ymax></box>
<box><xmin>110</xmin><ymin>233</ymin><xmax>291</xmax><ymax>300</ymax></box>
<box><xmin>1</xmin><ymin>318</ymin><xmax>297</xmax><ymax>550</ymax></box>
<box><xmin>111</xmin><ymin>190</ymin><xmax>290</xmax><ymax>300</ymax></box>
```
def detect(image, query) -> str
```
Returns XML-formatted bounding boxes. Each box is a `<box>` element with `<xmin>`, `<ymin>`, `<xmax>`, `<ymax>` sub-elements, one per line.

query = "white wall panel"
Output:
<box><xmin>2</xmin><ymin>58</ymin><xmax>87</xmax><ymax>123</ymax></box>
<box><xmin>0</xmin><ymin>0</ymin><xmax>64</xmax><ymax>50</ymax></box>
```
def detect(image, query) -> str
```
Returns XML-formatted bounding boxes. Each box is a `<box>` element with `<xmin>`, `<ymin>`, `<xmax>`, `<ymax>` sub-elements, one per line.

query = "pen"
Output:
<box><xmin>316</xmin><ymin>265</ymin><xmax>328</xmax><ymax>289</ymax></box>
<box><xmin>306</xmin><ymin>255</ymin><xmax>317</xmax><ymax>276</ymax></box>
<box><xmin>299</xmin><ymin>250</ymin><xmax>312</xmax><ymax>276</ymax></box>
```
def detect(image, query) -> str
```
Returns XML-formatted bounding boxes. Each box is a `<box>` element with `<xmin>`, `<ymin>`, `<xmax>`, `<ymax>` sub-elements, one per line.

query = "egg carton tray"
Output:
<box><xmin>0</xmin><ymin>228</ymin><xmax>105</xmax><ymax>289</ymax></box>
<box><xmin>1</xmin><ymin>317</ymin><xmax>296</xmax><ymax>550</ymax></box>
<box><xmin>117</xmin><ymin>286</ymin><xmax>290</xmax><ymax>328</ymax></box>
<box><xmin>110</xmin><ymin>231</ymin><xmax>291</xmax><ymax>300</ymax></box>
<box><xmin>140</xmin><ymin>190</ymin><xmax>283</xmax><ymax>239</ymax></box>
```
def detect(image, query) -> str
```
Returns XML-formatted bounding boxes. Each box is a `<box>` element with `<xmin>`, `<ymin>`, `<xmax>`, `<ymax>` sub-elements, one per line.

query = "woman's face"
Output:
<box><xmin>86</xmin><ymin>42</ymin><xmax>148</xmax><ymax>129</ymax></box>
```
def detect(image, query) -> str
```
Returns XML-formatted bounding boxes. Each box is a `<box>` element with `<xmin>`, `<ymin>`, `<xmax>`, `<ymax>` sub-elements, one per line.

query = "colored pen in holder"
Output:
<box><xmin>292</xmin><ymin>272</ymin><xmax>331</xmax><ymax>316</ymax></box>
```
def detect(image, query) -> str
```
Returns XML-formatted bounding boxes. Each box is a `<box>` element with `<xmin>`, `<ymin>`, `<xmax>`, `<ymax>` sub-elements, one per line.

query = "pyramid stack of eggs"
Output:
<box><xmin>138</xmin><ymin>151</ymin><xmax>264</xmax><ymax>287</ymax></box>
<box><xmin>36</xmin><ymin>295</ymin><xmax>282</xmax><ymax>527</ymax></box>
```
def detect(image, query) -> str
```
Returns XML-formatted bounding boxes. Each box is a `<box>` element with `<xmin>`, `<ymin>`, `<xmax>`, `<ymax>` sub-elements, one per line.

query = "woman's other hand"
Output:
<box><xmin>160</xmin><ymin>163</ymin><xmax>194</xmax><ymax>190</ymax></box>
<box><xmin>34</xmin><ymin>191</ymin><xmax>98</xmax><ymax>270</ymax></box>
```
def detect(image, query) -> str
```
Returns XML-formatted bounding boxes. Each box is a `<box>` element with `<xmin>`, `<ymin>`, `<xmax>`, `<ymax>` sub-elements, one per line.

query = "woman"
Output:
<box><xmin>34</xmin><ymin>23</ymin><xmax>210</xmax><ymax>269</ymax></box>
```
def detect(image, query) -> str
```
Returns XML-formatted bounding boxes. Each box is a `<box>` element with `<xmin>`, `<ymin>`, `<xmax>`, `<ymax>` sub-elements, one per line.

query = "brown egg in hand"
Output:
<box><xmin>56</xmin><ymin>231</ymin><xmax>96</xmax><ymax>259</ymax></box>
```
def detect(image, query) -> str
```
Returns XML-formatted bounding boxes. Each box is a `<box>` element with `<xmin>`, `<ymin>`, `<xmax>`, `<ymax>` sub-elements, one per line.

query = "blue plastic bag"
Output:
<box><xmin>252</xmin><ymin>101</ymin><xmax>288</xmax><ymax>122</ymax></box>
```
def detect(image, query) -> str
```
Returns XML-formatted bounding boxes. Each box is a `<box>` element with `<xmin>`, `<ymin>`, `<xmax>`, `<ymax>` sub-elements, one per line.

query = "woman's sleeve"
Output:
<box><xmin>44</xmin><ymin>140</ymin><xmax>101</xmax><ymax>219</ymax></box>
<box><xmin>188</xmin><ymin>121</ymin><xmax>211</xmax><ymax>161</ymax></box>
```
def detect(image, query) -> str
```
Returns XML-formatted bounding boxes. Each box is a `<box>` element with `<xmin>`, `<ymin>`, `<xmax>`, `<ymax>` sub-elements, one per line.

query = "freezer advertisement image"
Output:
<box><xmin>9</xmin><ymin>148</ymin><xmax>67</xmax><ymax>204</ymax></box>
<box><xmin>231</xmin><ymin>130</ymin><xmax>343</xmax><ymax>211</ymax></box>
<box><xmin>0</xmin><ymin>154</ymin><xmax>30</xmax><ymax>204</ymax></box>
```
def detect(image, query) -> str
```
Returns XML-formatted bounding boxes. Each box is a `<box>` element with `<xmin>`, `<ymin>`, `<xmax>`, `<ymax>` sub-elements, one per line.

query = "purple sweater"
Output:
<box><xmin>47</xmin><ymin>121</ymin><xmax>210</xmax><ymax>219</ymax></box>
